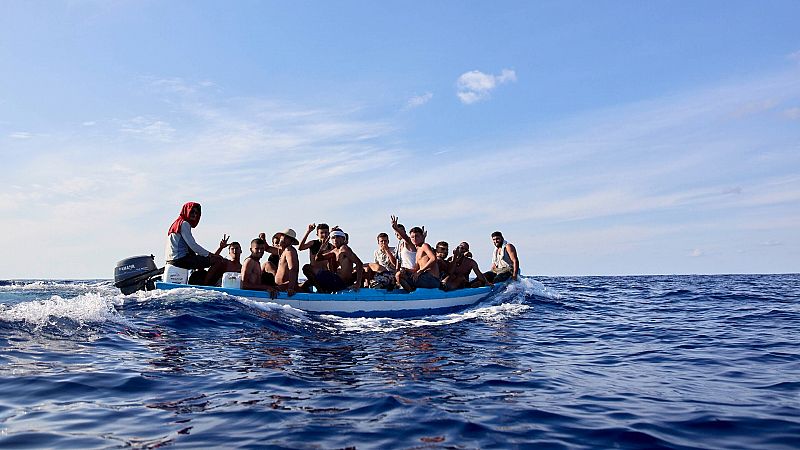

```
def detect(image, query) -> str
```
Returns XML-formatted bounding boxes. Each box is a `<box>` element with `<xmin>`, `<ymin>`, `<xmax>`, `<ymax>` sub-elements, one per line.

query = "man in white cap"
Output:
<box><xmin>307</xmin><ymin>229</ymin><xmax>364</xmax><ymax>293</ymax></box>
<box><xmin>273</xmin><ymin>228</ymin><xmax>300</xmax><ymax>296</ymax></box>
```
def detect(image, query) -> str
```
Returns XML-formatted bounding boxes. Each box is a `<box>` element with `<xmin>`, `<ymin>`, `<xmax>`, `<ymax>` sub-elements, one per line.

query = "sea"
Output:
<box><xmin>0</xmin><ymin>274</ymin><xmax>798</xmax><ymax>449</ymax></box>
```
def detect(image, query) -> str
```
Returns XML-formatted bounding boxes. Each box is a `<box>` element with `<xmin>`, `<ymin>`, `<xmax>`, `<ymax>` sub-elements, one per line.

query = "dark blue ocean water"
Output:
<box><xmin>1</xmin><ymin>275</ymin><xmax>798</xmax><ymax>449</ymax></box>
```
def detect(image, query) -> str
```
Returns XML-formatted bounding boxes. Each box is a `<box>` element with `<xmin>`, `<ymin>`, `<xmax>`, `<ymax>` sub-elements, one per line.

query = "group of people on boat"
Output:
<box><xmin>165</xmin><ymin>202</ymin><xmax>520</xmax><ymax>296</ymax></box>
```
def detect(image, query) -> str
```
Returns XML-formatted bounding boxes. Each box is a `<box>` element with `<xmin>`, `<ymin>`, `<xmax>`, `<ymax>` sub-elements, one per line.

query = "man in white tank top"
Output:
<box><xmin>483</xmin><ymin>231</ymin><xmax>520</xmax><ymax>282</ymax></box>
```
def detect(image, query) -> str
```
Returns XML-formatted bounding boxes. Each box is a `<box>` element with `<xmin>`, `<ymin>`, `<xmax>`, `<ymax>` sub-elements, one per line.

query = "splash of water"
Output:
<box><xmin>0</xmin><ymin>292</ymin><xmax>129</xmax><ymax>329</ymax></box>
<box><xmin>321</xmin><ymin>277</ymin><xmax>556</xmax><ymax>333</ymax></box>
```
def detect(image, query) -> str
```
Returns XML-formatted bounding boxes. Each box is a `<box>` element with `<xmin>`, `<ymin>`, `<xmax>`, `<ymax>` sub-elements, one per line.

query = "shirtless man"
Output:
<box><xmin>434</xmin><ymin>241</ymin><xmax>450</xmax><ymax>281</ymax></box>
<box><xmin>273</xmin><ymin>228</ymin><xmax>300</xmax><ymax>296</ymax></box>
<box><xmin>364</xmin><ymin>232</ymin><xmax>397</xmax><ymax>288</ymax></box>
<box><xmin>306</xmin><ymin>230</ymin><xmax>363</xmax><ymax>293</ymax></box>
<box><xmin>204</xmin><ymin>236</ymin><xmax>243</xmax><ymax>286</ymax></box>
<box><xmin>240</xmin><ymin>238</ymin><xmax>278</xmax><ymax>298</ymax></box>
<box><xmin>444</xmin><ymin>242</ymin><xmax>491</xmax><ymax>290</ymax></box>
<box><xmin>483</xmin><ymin>231</ymin><xmax>520</xmax><ymax>282</ymax></box>
<box><xmin>398</xmin><ymin>226</ymin><xmax>440</xmax><ymax>292</ymax></box>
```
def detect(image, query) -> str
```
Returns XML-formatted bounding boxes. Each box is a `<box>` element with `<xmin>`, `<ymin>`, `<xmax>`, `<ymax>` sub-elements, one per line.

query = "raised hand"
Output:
<box><xmin>219</xmin><ymin>234</ymin><xmax>230</xmax><ymax>249</ymax></box>
<box><xmin>390</xmin><ymin>215</ymin><xmax>399</xmax><ymax>229</ymax></box>
<box><xmin>258</xmin><ymin>232</ymin><xmax>266</xmax><ymax>241</ymax></box>
<box><xmin>307</xmin><ymin>223</ymin><xmax>316</xmax><ymax>233</ymax></box>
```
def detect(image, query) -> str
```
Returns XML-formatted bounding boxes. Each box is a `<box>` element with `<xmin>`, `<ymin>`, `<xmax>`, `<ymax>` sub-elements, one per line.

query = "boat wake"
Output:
<box><xmin>0</xmin><ymin>277</ymin><xmax>559</xmax><ymax>337</ymax></box>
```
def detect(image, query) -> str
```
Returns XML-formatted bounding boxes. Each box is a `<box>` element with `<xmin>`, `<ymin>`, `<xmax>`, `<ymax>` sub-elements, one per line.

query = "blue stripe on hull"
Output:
<box><xmin>154</xmin><ymin>282</ymin><xmax>503</xmax><ymax>317</ymax></box>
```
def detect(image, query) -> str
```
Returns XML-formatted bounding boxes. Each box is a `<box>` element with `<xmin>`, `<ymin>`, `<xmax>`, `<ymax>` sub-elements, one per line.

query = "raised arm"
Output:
<box><xmin>214</xmin><ymin>234</ymin><xmax>230</xmax><ymax>256</ymax></box>
<box><xmin>298</xmin><ymin>223</ymin><xmax>316</xmax><ymax>251</ymax></box>
<box><xmin>471</xmin><ymin>259</ymin><xmax>491</xmax><ymax>285</ymax></box>
<box><xmin>390</xmin><ymin>215</ymin><xmax>414</xmax><ymax>248</ymax></box>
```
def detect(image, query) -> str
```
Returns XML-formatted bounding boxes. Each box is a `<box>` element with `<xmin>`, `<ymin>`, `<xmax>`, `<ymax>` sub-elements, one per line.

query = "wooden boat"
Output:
<box><xmin>154</xmin><ymin>281</ymin><xmax>507</xmax><ymax>318</ymax></box>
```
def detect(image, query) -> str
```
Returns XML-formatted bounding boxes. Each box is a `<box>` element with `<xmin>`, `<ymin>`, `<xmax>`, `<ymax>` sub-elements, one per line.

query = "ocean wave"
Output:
<box><xmin>0</xmin><ymin>292</ymin><xmax>129</xmax><ymax>330</ymax></box>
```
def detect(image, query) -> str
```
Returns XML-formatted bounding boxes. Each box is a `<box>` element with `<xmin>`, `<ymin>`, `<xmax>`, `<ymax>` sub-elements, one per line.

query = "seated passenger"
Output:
<box><xmin>435</xmin><ymin>241</ymin><xmax>450</xmax><ymax>281</ymax></box>
<box><xmin>261</xmin><ymin>234</ymin><xmax>281</xmax><ymax>285</ymax></box>
<box><xmin>444</xmin><ymin>242</ymin><xmax>491</xmax><ymax>291</ymax></box>
<box><xmin>299</xmin><ymin>223</ymin><xmax>334</xmax><ymax>291</ymax></box>
<box><xmin>164</xmin><ymin>202</ymin><xmax>225</xmax><ymax>284</ymax></box>
<box><xmin>364</xmin><ymin>232</ymin><xmax>397</xmax><ymax>289</ymax></box>
<box><xmin>240</xmin><ymin>238</ymin><xmax>278</xmax><ymax>297</ymax></box>
<box><xmin>306</xmin><ymin>230</ymin><xmax>363</xmax><ymax>293</ymax></box>
<box><xmin>273</xmin><ymin>228</ymin><xmax>300</xmax><ymax>296</ymax></box>
<box><xmin>397</xmin><ymin>226</ymin><xmax>440</xmax><ymax>292</ymax></box>
<box><xmin>204</xmin><ymin>236</ymin><xmax>243</xmax><ymax>286</ymax></box>
<box><xmin>483</xmin><ymin>231</ymin><xmax>520</xmax><ymax>282</ymax></box>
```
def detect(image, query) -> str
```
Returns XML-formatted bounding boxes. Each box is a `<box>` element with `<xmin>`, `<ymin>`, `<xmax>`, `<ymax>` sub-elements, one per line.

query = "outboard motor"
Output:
<box><xmin>114</xmin><ymin>255</ymin><xmax>164</xmax><ymax>294</ymax></box>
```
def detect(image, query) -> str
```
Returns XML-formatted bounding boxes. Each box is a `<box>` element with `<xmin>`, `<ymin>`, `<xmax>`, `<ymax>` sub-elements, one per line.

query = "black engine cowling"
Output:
<box><xmin>114</xmin><ymin>255</ymin><xmax>163</xmax><ymax>294</ymax></box>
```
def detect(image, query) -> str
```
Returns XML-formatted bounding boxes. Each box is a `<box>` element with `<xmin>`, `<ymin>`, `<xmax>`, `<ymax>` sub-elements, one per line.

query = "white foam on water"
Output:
<box><xmin>322</xmin><ymin>278</ymin><xmax>555</xmax><ymax>333</ymax></box>
<box><xmin>0</xmin><ymin>291</ymin><xmax>130</xmax><ymax>328</ymax></box>
<box><xmin>235</xmin><ymin>296</ymin><xmax>310</xmax><ymax>322</ymax></box>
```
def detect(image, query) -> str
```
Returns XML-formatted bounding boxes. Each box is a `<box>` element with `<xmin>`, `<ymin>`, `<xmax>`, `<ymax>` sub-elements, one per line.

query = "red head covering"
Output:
<box><xmin>167</xmin><ymin>202</ymin><xmax>201</xmax><ymax>235</ymax></box>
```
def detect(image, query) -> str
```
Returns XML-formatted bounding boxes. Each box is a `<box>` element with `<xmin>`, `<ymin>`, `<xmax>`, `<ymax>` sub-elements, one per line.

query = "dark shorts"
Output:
<box><xmin>412</xmin><ymin>271</ymin><xmax>441</xmax><ymax>289</ymax></box>
<box><xmin>169</xmin><ymin>252</ymin><xmax>211</xmax><ymax>270</ymax></box>
<box><xmin>316</xmin><ymin>270</ymin><xmax>348</xmax><ymax>293</ymax></box>
<box><xmin>484</xmin><ymin>270</ymin><xmax>512</xmax><ymax>283</ymax></box>
<box><xmin>261</xmin><ymin>272</ymin><xmax>276</xmax><ymax>286</ymax></box>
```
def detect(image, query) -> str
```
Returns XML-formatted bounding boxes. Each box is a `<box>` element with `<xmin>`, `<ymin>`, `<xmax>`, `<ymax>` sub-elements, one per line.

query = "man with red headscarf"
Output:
<box><xmin>165</xmin><ymin>202</ymin><xmax>224</xmax><ymax>278</ymax></box>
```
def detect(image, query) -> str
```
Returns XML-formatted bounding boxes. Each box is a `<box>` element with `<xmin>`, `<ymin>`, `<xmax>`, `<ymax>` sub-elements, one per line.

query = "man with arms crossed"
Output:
<box><xmin>307</xmin><ymin>230</ymin><xmax>363</xmax><ymax>293</ymax></box>
<box><xmin>483</xmin><ymin>231</ymin><xmax>520</xmax><ymax>282</ymax></box>
<box><xmin>398</xmin><ymin>226</ymin><xmax>440</xmax><ymax>292</ymax></box>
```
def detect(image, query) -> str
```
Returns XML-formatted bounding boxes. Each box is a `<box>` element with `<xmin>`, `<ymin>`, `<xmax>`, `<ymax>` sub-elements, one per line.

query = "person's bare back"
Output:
<box><xmin>267</xmin><ymin>229</ymin><xmax>300</xmax><ymax>295</ymax></box>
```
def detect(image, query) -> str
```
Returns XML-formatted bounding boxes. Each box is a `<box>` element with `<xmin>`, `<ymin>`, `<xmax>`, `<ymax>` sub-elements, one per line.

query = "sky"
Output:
<box><xmin>1</xmin><ymin>1</ymin><xmax>799</xmax><ymax>279</ymax></box>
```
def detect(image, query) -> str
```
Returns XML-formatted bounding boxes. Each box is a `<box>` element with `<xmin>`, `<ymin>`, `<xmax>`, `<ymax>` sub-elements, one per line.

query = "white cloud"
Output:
<box><xmin>731</xmin><ymin>99</ymin><xmax>778</xmax><ymax>118</ymax></box>
<box><xmin>9</xmin><ymin>132</ymin><xmax>32</xmax><ymax>139</ymax></box>
<box><xmin>689</xmin><ymin>248</ymin><xmax>704</xmax><ymax>257</ymax></box>
<box><xmin>456</xmin><ymin>69</ymin><xmax>517</xmax><ymax>104</ymax></box>
<box><xmin>404</xmin><ymin>92</ymin><xmax>433</xmax><ymax>110</ymax></box>
<box><xmin>784</xmin><ymin>107</ymin><xmax>800</xmax><ymax>120</ymax></box>
<box><xmin>82</xmin><ymin>121</ymin><xmax>96</xmax><ymax>126</ymax></box>
<box><xmin>118</xmin><ymin>116</ymin><xmax>176</xmax><ymax>141</ymax></box>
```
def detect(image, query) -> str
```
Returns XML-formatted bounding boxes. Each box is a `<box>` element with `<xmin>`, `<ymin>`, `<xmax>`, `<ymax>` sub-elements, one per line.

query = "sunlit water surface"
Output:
<box><xmin>1</xmin><ymin>275</ymin><xmax>798</xmax><ymax>448</ymax></box>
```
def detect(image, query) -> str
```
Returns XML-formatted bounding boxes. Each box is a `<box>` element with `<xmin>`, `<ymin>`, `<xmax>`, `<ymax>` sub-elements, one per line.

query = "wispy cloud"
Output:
<box><xmin>9</xmin><ymin>132</ymin><xmax>32</xmax><ymax>139</ymax></box>
<box><xmin>784</xmin><ymin>107</ymin><xmax>800</xmax><ymax>120</ymax></box>
<box><xmin>689</xmin><ymin>248</ymin><xmax>704</xmax><ymax>257</ymax></box>
<box><xmin>3</xmin><ymin>66</ymin><xmax>800</xmax><ymax>277</ymax></box>
<box><xmin>456</xmin><ymin>69</ymin><xmax>517</xmax><ymax>104</ymax></box>
<box><xmin>404</xmin><ymin>92</ymin><xmax>433</xmax><ymax>110</ymax></box>
<box><xmin>118</xmin><ymin>116</ymin><xmax>176</xmax><ymax>141</ymax></box>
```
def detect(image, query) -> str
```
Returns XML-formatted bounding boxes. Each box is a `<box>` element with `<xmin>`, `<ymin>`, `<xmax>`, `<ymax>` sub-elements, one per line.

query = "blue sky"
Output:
<box><xmin>1</xmin><ymin>1</ymin><xmax>799</xmax><ymax>278</ymax></box>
